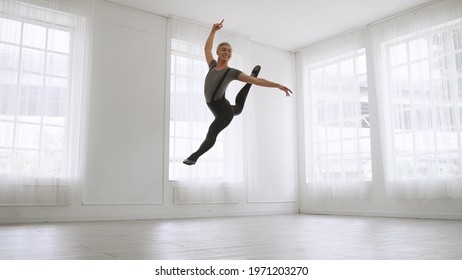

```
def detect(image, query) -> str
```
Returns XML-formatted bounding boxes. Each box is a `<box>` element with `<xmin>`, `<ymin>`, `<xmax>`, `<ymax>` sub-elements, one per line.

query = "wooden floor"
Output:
<box><xmin>1</xmin><ymin>214</ymin><xmax>461</xmax><ymax>260</ymax></box>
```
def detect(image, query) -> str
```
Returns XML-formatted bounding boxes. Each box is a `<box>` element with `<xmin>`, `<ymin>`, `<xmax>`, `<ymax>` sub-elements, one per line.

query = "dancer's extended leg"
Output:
<box><xmin>183</xmin><ymin>99</ymin><xmax>234</xmax><ymax>165</ymax></box>
<box><xmin>232</xmin><ymin>65</ymin><xmax>261</xmax><ymax>116</ymax></box>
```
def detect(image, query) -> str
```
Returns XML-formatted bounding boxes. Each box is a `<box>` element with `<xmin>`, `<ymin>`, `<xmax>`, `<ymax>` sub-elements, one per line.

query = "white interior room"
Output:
<box><xmin>1</xmin><ymin>0</ymin><xmax>462</xmax><ymax>260</ymax></box>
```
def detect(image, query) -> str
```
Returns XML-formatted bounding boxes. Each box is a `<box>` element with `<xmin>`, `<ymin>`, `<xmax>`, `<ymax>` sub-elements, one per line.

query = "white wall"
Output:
<box><xmin>84</xmin><ymin>1</ymin><xmax>166</xmax><ymax>205</ymax></box>
<box><xmin>0</xmin><ymin>1</ymin><xmax>298</xmax><ymax>223</ymax></box>
<box><xmin>245</xmin><ymin>43</ymin><xmax>298</xmax><ymax>203</ymax></box>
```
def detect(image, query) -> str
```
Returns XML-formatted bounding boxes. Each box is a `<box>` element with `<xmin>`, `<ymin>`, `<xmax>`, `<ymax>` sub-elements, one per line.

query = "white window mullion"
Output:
<box><xmin>447</xmin><ymin>28</ymin><xmax>462</xmax><ymax>176</ymax></box>
<box><xmin>36</xmin><ymin>26</ymin><xmax>49</xmax><ymax>175</ymax></box>
<box><xmin>10</xmin><ymin>20</ymin><xmax>25</xmax><ymax>173</ymax></box>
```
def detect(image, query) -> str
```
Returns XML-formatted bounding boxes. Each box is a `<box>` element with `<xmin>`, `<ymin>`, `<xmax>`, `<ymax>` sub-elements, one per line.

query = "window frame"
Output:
<box><xmin>382</xmin><ymin>19</ymin><xmax>462</xmax><ymax>180</ymax></box>
<box><xmin>304</xmin><ymin>48</ymin><xmax>372</xmax><ymax>183</ymax></box>
<box><xmin>0</xmin><ymin>7</ymin><xmax>77</xmax><ymax>181</ymax></box>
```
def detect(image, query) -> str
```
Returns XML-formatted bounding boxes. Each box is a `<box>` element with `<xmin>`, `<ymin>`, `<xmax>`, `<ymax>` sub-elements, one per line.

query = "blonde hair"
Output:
<box><xmin>216</xmin><ymin>42</ymin><xmax>232</xmax><ymax>54</ymax></box>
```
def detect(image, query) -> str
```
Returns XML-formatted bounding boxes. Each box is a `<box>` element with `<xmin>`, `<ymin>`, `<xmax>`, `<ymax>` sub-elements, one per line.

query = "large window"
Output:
<box><xmin>383</xmin><ymin>19</ymin><xmax>462</xmax><ymax>180</ymax></box>
<box><xmin>169</xmin><ymin>38</ymin><xmax>226</xmax><ymax>180</ymax></box>
<box><xmin>0</xmin><ymin>0</ymin><xmax>87</xmax><ymax>185</ymax></box>
<box><xmin>304</xmin><ymin>48</ymin><xmax>371</xmax><ymax>183</ymax></box>
<box><xmin>0</xmin><ymin>17</ymin><xmax>70</xmax><ymax>178</ymax></box>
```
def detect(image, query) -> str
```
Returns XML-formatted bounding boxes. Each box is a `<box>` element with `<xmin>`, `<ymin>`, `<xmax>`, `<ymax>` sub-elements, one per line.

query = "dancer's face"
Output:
<box><xmin>217</xmin><ymin>44</ymin><xmax>232</xmax><ymax>62</ymax></box>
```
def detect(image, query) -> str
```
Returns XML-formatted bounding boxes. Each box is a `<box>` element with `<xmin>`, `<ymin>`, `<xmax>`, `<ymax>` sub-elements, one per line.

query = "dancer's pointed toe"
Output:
<box><xmin>183</xmin><ymin>158</ymin><xmax>196</xmax><ymax>165</ymax></box>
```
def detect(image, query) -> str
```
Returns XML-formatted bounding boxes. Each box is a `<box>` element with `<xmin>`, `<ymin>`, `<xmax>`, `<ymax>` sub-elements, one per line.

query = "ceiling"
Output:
<box><xmin>106</xmin><ymin>0</ymin><xmax>435</xmax><ymax>52</ymax></box>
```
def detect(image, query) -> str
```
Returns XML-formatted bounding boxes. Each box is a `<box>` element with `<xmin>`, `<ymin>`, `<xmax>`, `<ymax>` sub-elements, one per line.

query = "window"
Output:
<box><xmin>0</xmin><ymin>1</ymin><xmax>86</xmax><ymax>183</ymax></box>
<box><xmin>169</xmin><ymin>39</ymin><xmax>229</xmax><ymax>180</ymax></box>
<box><xmin>383</xmin><ymin>19</ymin><xmax>462</xmax><ymax>180</ymax></box>
<box><xmin>304</xmin><ymin>48</ymin><xmax>371</xmax><ymax>183</ymax></box>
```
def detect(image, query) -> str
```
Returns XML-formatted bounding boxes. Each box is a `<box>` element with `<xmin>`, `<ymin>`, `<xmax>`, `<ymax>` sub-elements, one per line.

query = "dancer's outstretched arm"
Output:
<box><xmin>204</xmin><ymin>20</ymin><xmax>223</xmax><ymax>65</ymax></box>
<box><xmin>238</xmin><ymin>73</ymin><xmax>293</xmax><ymax>97</ymax></box>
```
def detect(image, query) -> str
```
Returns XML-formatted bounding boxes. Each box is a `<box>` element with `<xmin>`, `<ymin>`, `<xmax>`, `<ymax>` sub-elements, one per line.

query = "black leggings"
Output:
<box><xmin>187</xmin><ymin>83</ymin><xmax>252</xmax><ymax>162</ymax></box>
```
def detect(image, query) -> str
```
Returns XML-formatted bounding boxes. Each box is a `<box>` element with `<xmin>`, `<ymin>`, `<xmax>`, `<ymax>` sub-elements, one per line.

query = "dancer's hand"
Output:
<box><xmin>212</xmin><ymin>19</ymin><xmax>224</xmax><ymax>32</ymax></box>
<box><xmin>278</xmin><ymin>84</ymin><xmax>293</xmax><ymax>97</ymax></box>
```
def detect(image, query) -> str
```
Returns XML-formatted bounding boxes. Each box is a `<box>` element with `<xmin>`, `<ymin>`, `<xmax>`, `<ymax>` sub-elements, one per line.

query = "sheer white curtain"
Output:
<box><xmin>371</xmin><ymin>0</ymin><xmax>462</xmax><ymax>199</ymax></box>
<box><xmin>168</xmin><ymin>17</ymin><xmax>249</xmax><ymax>203</ymax></box>
<box><xmin>298</xmin><ymin>31</ymin><xmax>371</xmax><ymax>198</ymax></box>
<box><xmin>0</xmin><ymin>0</ymin><xmax>92</xmax><ymax>205</ymax></box>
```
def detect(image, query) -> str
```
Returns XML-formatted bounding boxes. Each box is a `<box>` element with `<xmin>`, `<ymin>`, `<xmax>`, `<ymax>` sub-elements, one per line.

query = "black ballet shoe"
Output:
<box><xmin>251</xmin><ymin>65</ymin><xmax>261</xmax><ymax>77</ymax></box>
<box><xmin>183</xmin><ymin>158</ymin><xmax>196</xmax><ymax>165</ymax></box>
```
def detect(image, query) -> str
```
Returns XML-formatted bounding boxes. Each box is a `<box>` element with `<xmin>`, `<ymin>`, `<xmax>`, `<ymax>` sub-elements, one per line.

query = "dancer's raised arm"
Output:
<box><xmin>204</xmin><ymin>19</ymin><xmax>223</xmax><ymax>66</ymax></box>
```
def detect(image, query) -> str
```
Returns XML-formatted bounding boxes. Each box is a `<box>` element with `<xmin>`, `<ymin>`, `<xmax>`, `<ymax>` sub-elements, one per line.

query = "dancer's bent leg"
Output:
<box><xmin>232</xmin><ymin>65</ymin><xmax>261</xmax><ymax>116</ymax></box>
<box><xmin>184</xmin><ymin>99</ymin><xmax>234</xmax><ymax>165</ymax></box>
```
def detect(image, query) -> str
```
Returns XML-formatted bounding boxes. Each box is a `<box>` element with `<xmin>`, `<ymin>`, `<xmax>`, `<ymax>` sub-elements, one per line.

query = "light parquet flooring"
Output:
<box><xmin>1</xmin><ymin>214</ymin><xmax>461</xmax><ymax>260</ymax></box>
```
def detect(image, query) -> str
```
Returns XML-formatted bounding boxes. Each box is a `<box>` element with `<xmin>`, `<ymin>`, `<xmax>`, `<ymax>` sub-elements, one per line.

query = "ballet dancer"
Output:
<box><xmin>183</xmin><ymin>20</ymin><xmax>292</xmax><ymax>165</ymax></box>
